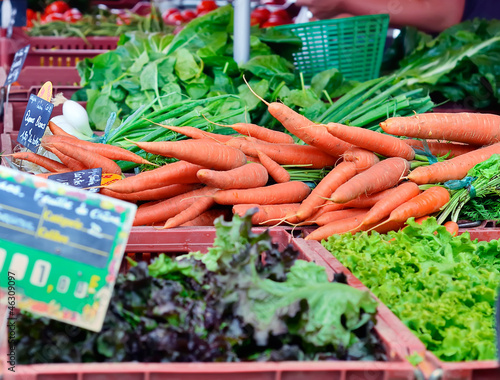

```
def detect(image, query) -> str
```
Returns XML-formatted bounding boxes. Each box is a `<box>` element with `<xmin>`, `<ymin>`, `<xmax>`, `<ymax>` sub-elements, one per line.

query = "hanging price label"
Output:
<box><xmin>0</xmin><ymin>165</ymin><xmax>137</xmax><ymax>332</ymax></box>
<box><xmin>3</xmin><ymin>44</ymin><xmax>30</xmax><ymax>87</ymax></box>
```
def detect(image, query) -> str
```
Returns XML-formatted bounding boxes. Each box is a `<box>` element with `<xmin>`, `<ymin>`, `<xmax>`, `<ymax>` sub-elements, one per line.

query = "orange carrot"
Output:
<box><xmin>326</xmin><ymin>123</ymin><xmax>415</xmax><ymax>161</ymax></box>
<box><xmin>42</xmin><ymin>139</ymin><xmax>122</xmax><ymax>175</ymax></box>
<box><xmin>8</xmin><ymin>151</ymin><xmax>68</xmax><ymax>173</ymax></box>
<box><xmin>404</xmin><ymin>139</ymin><xmax>479</xmax><ymax>158</ymax></box>
<box><xmin>342</xmin><ymin>147</ymin><xmax>380</xmax><ymax>173</ymax></box>
<box><xmin>386</xmin><ymin>186</ymin><xmax>450</xmax><ymax>223</ymax></box>
<box><xmin>295</xmin><ymin>161</ymin><xmax>357</xmax><ymax>222</ymax></box>
<box><xmin>330</xmin><ymin>157</ymin><xmax>410</xmax><ymax>204</ymax></box>
<box><xmin>161</xmin><ymin>187</ymin><xmax>218</xmax><ymax>229</ymax></box>
<box><xmin>408</xmin><ymin>142</ymin><xmax>500</xmax><ymax>184</ymax></box>
<box><xmin>361</xmin><ymin>181</ymin><xmax>421</xmax><ymax>226</ymax></box>
<box><xmin>44</xmin><ymin>134</ymin><xmax>155</xmax><ymax>166</ymax></box>
<box><xmin>159</xmin><ymin>124</ymin><xmax>234</xmax><ymax>142</ymax></box>
<box><xmin>380</xmin><ymin>113</ymin><xmax>500</xmax><ymax>146</ymax></box>
<box><xmin>256</xmin><ymin>150</ymin><xmax>290</xmax><ymax>183</ymax></box>
<box><xmin>225</xmin><ymin>139</ymin><xmax>338</xmax><ymax>168</ymax></box>
<box><xmin>196</xmin><ymin>162</ymin><xmax>268</xmax><ymax>189</ymax></box>
<box><xmin>444</xmin><ymin>220</ymin><xmax>459</xmax><ymax>236</ymax></box>
<box><xmin>129</xmin><ymin>138</ymin><xmax>247</xmax><ymax>171</ymax></box>
<box><xmin>105</xmin><ymin>161</ymin><xmax>204</xmax><ymax>193</ymax></box>
<box><xmin>43</xmin><ymin>146</ymin><xmax>88</xmax><ymax>172</ymax></box>
<box><xmin>214</xmin><ymin>181</ymin><xmax>311</xmax><ymax>205</ymax></box>
<box><xmin>314</xmin><ymin>208</ymin><xmax>370</xmax><ymax>226</ymax></box>
<box><xmin>133</xmin><ymin>186</ymin><xmax>214</xmax><ymax>226</ymax></box>
<box><xmin>229</xmin><ymin>123</ymin><xmax>295</xmax><ymax>144</ymax></box>
<box><xmin>99</xmin><ymin>183</ymin><xmax>202</xmax><ymax>202</ymax></box>
<box><xmin>48</xmin><ymin>120</ymin><xmax>76</xmax><ymax>138</ymax></box>
<box><xmin>233</xmin><ymin>203</ymin><xmax>301</xmax><ymax>225</ymax></box>
<box><xmin>180</xmin><ymin>208</ymin><xmax>232</xmax><ymax>226</ymax></box>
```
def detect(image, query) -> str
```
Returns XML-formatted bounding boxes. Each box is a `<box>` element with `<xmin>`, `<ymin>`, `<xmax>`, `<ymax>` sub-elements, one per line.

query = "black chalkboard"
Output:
<box><xmin>4</xmin><ymin>44</ymin><xmax>30</xmax><ymax>86</ymax></box>
<box><xmin>17</xmin><ymin>94</ymin><xmax>54</xmax><ymax>152</ymax></box>
<box><xmin>49</xmin><ymin>168</ymin><xmax>102</xmax><ymax>193</ymax></box>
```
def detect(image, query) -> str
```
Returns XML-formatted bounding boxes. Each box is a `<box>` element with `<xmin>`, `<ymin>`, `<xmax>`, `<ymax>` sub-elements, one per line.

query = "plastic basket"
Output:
<box><xmin>274</xmin><ymin>14</ymin><xmax>390</xmax><ymax>83</ymax></box>
<box><xmin>0</xmin><ymin>228</ymin><xmax>418</xmax><ymax>379</ymax></box>
<box><xmin>307</xmin><ymin>234</ymin><xmax>500</xmax><ymax>380</ymax></box>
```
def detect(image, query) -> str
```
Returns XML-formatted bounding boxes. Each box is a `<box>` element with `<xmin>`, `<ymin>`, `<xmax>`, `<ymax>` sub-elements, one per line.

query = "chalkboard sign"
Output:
<box><xmin>0</xmin><ymin>165</ymin><xmax>137</xmax><ymax>332</ymax></box>
<box><xmin>4</xmin><ymin>44</ymin><xmax>30</xmax><ymax>87</ymax></box>
<box><xmin>49</xmin><ymin>168</ymin><xmax>102</xmax><ymax>193</ymax></box>
<box><xmin>17</xmin><ymin>94</ymin><xmax>54</xmax><ymax>152</ymax></box>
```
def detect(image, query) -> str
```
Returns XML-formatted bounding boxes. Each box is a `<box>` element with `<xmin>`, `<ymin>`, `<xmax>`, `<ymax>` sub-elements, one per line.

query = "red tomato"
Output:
<box><xmin>250</xmin><ymin>16</ymin><xmax>261</xmax><ymax>27</ymax></box>
<box><xmin>196</xmin><ymin>0</ymin><xmax>218</xmax><ymax>15</ymax></box>
<box><xmin>196</xmin><ymin>10</ymin><xmax>211</xmax><ymax>17</ymax></box>
<box><xmin>26</xmin><ymin>9</ymin><xmax>37</xmax><ymax>20</ymax></box>
<box><xmin>41</xmin><ymin>12</ymin><xmax>65</xmax><ymax>23</ymax></box>
<box><xmin>63</xmin><ymin>8</ymin><xmax>82</xmax><ymax>22</ymax></box>
<box><xmin>165</xmin><ymin>12</ymin><xmax>185</xmax><ymax>25</ymax></box>
<box><xmin>44</xmin><ymin>1</ymin><xmax>70</xmax><ymax>16</ymax></box>
<box><xmin>162</xmin><ymin>8</ymin><xmax>179</xmax><ymax>22</ymax></box>
<box><xmin>116</xmin><ymin>13</ymin><xmax>131</xmax><ymax>25</ymax></box>
<box><xmin>251</xmin><ymin>7</ymin><xmax>270</xmax><ymax>23</ymax></box>
<box><xmin>269</xmin><ymin>9</ymin><xmax>291</xmax><ymax>22</ymax></box>
<box><xmin>261</xmin><ymin>18</ymin><xmax>287</xmax><ymax>28</ymax></box>
<box><xmin>181</xmin><ymin>9</ymin><xmax>197</xmax><ymax>21</ymax></box>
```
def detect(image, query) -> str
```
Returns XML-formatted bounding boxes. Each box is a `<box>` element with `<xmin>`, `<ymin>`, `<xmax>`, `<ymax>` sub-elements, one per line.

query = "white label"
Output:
<box><xmin>0</xmin><ymin>248</ymin><xmax>6</xmax><ymax>272</ymax></box>
<box><xmin>29</xmin><ymin>260</ymin><xmax>51</xmax><ymax>287</ymax></box>
<box><xmin>9</xmin><ymin>253</ymin><xmax>29</xmax><ymax>280</ymax></box>
<box><xmin>56</xmin><ymin>276</ymin><xmax>70</xmax><ymax>294</ymax></box>
<box><xmin>74</xmin><ymin>281</ymin><xmax>88</xmax><ymax>298</ymax></box>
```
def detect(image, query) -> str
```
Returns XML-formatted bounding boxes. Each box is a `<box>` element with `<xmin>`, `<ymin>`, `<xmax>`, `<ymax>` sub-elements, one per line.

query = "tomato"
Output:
<box><xmin>44</xmin><ymin>1</ymin><xmax>70</xmax><ymax>16</ymax></box>
<box><xmin>181</xmin><ymin>9</ymin><xmax>197</xmax><ymax>21</ymax></box>
<box><xmin>27</xmin><ymin>9</ymin><xmax>37</xmax><ymax>20</ymax></box>
<box><xmin>116</xmin><ymin>13</ymin><xmax>131</xmax><ymax>25</ymax></box>
<box><xmin>41</xmin><ymin>12</ymin><xmax>65</xmax><ymax>23</ymax></box>
<box><xmin>165</xmin><ymin>12</ymin><xmax>185</xmax><ymax>25</ymax></box>
<box><xmin>63</xmin><ymin>8</ymin><xmax>82</xmax><ymax>22</ymax></box>
<box><xmin>268</xmin><ymin>9</ymin><xmax>291</xmax><ymax>22</ymax></box>
<box><xmin>251</xmin><ymin>7</ymin><xmax>270</xmax><ymax>24</ymax></box>
<box><xmin>250</xmin><ymin>16</ymin><xmax>261</xmax><ymax>27</ymax></box>
<box><xmin>196</xmin><ymin>0</ymin><xmax>218</xmax><ymax>15</ymax></box>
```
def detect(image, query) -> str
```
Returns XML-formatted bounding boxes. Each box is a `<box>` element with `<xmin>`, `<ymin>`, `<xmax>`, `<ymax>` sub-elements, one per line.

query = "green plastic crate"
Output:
<box><xmin>275</xmin><ymin>14</ymin><xmax>390</xmax><ymax>83</ymax></box>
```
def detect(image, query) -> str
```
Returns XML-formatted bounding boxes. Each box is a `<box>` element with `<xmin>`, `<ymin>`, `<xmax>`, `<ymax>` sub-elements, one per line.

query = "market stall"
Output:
<box><xmin>1</xmin><ymin>1</ymin><xmax>500</xmax><ymax>379</ymax></box>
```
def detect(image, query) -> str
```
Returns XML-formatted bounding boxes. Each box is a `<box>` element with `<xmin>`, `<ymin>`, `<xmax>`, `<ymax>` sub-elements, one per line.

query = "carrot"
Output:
<box><xmin>160</xmin><ymin>187</ymin><xmax>218</xmax><ymax>229</ymax></box>
<box><xmin>180</xmin><ymin>208</ymin><xmax>232</xmax><ymax>226</ymax></box>
<box><xmin>129</xmin><ymin>138</ymin><xmax>247</xmax><ymax>171</ymax></box>
<box><xmin>256</xmin><ymin>150</ymin><xmax>290</xmax><ymax>183</ymax></box>
<box><xmin>443</xmin><ymin>220</ymin><xmax>459</xmax><ymax>236</ymax></box>
<box><xmin>196</xmin><ymin>162</ymin><xmax>268</xmax><ymax>190</ymax></box>
<box><xmin>8</xmin><ymin>151</ymin><xmax>68</xmax><ymax>173</ymax></box>
<box><xmin>342</xmin><ymin>147</ymin><xmax>380</xmax><ymax>173</ymax></box>
<box><xmin>44</xmin><ymin>134</ymin><xmax>155</xmax><ymax>166</ymax></box>
<box><xmin>229</xmin><ymin>123</ymin><xmax>295</xmax><ymax>144</ymax></box>
<box><xmin>294</xmin><ymin>161</ymin><xmax>357</xmax><ymax>222</ymax></box>
<box><xmin>340</xmin><ymin>186</ymin><xmax>402</xmax><ymax>208</ymax></box>
<box><xmin>233</xmin><ymin>203</ymin><xmax>301</xmax><ymax>225</ymax></box>
<box><xmin>225</xmin><ymin>139</ymin><xmax>338</xmax><ymax>168</ymax></box>
<box><xmin>42</xmin><ymin>139</ymin><xmax>122</xmax><ymax>175</ymax></box>
<box><xmin>43</xmin><ymin>146</ymin><xmax>88</xmax><ymax>172</ymax></box>
<box><xmin>330</xmin><ymin>157</ymin><xmax>410</xmax><ymax>204</ymax></box>
<box><xmin>133</xmin><ymin>186</ymin><xmax>214</xmax><ymax>226</ymax></box>
<box><xmin>105</xmin><ymin>161</ymin><xmax>204</xmax><ymax>194</ymax></box>
<box><xmin>360</xmin><ymin>181</ymin><xmax>421</xmax><ymax>226</ymax></box>
<box><xmin>159</xmin><ymin>124</ymin><xmax>234</xmax><ymax>142</ymax></box>
<box><xmin>214</xmin><ymin>181</ymin><xmax>311</xmax><ymax>205</ymax></box>
<box><xmin>404</xmin><ymin>139</ymin><xmax>480</xmax><ymax>158</ymax></box>
<box><xmin>307</xmin><ymin>202</ymin><xmax>347</xmax><ymax>222</ymax></box>
<box><xmin>408</xmin><ymin>142</ymin><xmax>500</xmax><ymax>184</ymax></box>
<box><xmin>326</xmin><ymin>123</ymin><xmax>415</xmax><ymax>161</ymax></box>
<box><xmin>48</xmin><ymin>120</ymin><xmax>76</xmax><ymax>138</ymax></box>
<box><xmin>99</xmin><ymin>183</ymin><xmax>202</xmax><ymax>202</ymax></box>
<box><xmin>314</xmin><ymin>208</ymin><xmax>370</xmax><ymax>226</ymax></box>
<box><xmin>243</xmin><ymin>80</ymin><xmax>352</xmax><ymax>156</ymax></box>
<box><xmin>386</xmin><ymin>186</ymin><xmax>450</xmax><ymax>224</ymax></box>
<box><xmin>380</xmin><ymin>113</ymin><xmax>500</xmax><ymax>146</ymax></box>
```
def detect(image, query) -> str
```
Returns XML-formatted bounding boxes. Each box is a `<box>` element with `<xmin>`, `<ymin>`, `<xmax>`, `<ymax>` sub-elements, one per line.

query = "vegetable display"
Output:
<box><xmin>322</xmin><ymin>218</ymin><xmax>500</xmax><ymax>362</ymax></box>
<box><xmin>15</xmin><ymin>212</ymin><xmax>385</xmax><ymax>363</ymax></box>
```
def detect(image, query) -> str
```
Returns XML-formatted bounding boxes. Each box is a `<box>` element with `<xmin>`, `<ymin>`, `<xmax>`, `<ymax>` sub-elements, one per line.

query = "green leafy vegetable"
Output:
<box><xmin>322</xmin><ymin>218</ymin><xmax>500</xmax><ymax>362</ymax></box>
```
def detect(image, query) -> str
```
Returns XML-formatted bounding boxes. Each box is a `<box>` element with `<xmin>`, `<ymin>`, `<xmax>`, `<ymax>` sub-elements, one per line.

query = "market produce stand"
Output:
<box><xmin>1</xmin><ymin>1</ymin><xmax>500</xmax><ymax>380</ymax></box>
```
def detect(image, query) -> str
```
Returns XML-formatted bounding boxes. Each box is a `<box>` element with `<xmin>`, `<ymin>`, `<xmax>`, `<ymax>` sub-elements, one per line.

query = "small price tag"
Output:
<box><xmin>49</xmin><ymin>168</ymin><xmax>102</xmax><ymax>193</ymax></box>
<box><xmin>17</xmin><ymin>94</ymin><xmax>54</xmax><ymax>152</ymax></box>
<box><xmin>0</xmin><ymin>165</ymin><xmax>137</xmax><ymax>332</ymax></box>
<box><xmin>3</xmin><ymin>44</ymin><xmax>30</xmax><ymax>87</ymax></box>
<box><xmin>37</xmin><ymin>81</ymin><xmax>53</xmax><ymax>102</ymax></box>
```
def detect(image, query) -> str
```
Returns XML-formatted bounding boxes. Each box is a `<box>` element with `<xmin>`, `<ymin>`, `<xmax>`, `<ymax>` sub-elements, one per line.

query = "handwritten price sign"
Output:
<box><xmin>17</xmin><ymin>94</ymin><xmax>54</xmax><ymax>152</ymax></box>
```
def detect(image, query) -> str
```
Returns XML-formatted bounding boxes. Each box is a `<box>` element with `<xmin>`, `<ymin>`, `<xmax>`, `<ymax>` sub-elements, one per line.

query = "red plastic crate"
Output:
<box><xmin>0</xmin><ymin>228</ymin><xmax>418</xmax><ymax>379</ymax></box>
<box><xmin>307</xmin><ymin>234</ymin><xmax>500</xmax><ymax>380</ymax></box>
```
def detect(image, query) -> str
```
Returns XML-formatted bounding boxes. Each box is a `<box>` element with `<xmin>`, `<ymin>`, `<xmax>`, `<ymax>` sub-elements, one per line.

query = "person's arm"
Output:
<box><xmin>295</xmin><ymin>0</ymin><xmax>466</xmax><ymax>33</ymax></box>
